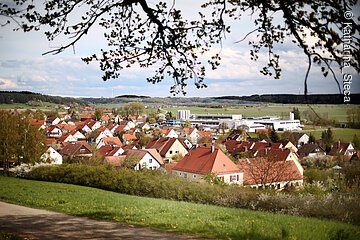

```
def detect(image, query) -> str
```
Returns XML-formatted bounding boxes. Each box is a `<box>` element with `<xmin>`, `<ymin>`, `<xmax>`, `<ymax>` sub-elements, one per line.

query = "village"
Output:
<box><xmin>6</xmin><ymin>105</ymin><xmax>357</xmax><ymax>191</ymax></box>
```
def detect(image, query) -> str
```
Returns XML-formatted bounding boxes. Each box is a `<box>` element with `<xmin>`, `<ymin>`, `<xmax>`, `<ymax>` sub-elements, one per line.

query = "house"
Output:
<box><xmin>172</xmin><ymin>146</ymin><xmax>243</xmax><ymax>185</ymax></box>
<box><xmin>254</xmin><ymin>148</ymin><xmax>299</xmax><ymax>162</ymax></box>
<box><xmin>237</xmin><ymin>157</ymin><xmax>303</xmax><ymax>189</ymax></box>
<box><xmin>80</xmin><ymin>114</ymin><xmax>93</xmax><ymax>121</ymax></box>
<box><xmin>297</xmin><ymin>144</ymin><xmax>326</xmax><ymax>159</ymax></box>
<box><xmin>46</xmin><ymin>116</ymin><xmax>61</xmax><ymax>126</ymax></box>
<box><xmin>162</xmin><ymin>128</ymin><xmax>178</xmax><ymax>138</ymax></box>
<box><xmin>122</xmin><ymin>133</ymin><xmax>137</xmax><ymax>145</ymax></box>
<box><xmin>280</xmin><ymin>140</ymin><xmax>298</xmax><ymax>153</ymax></box>
<box><xmin>60</xmin><ymin>141</ymin><xmax>93</xmax><ymax>158</ymax></box>
<box><xmin>104</xmin><ymin>155</ymin><xmax>127</xmax><ymax>168</ymax></box>
<box><xmin>328</xmin><ymin>141</ymin><xmax>356</xmax><ymax>160</ymax></box>
<box><xmin>95</xmin><ymin>128</ymin><xmax>113</xmax><ymax>144</ymax></box>
<box><xmin>70</xmin><ymin>130</ymin><xmax>86</xmax><ymax>141</ymax></box>
<box><xmin>30</xmin><ymin>119</ymin><xmax>46</xmax><ymax>130</ymax></box>
<box><xmin>226</xmin><ymin>129</ymin><xmax>250</xmax><ymax>141</ymax></box>
<box><xmin>182</xmin><ymin>127</ymin><xmax>200</xmax><ymax>144</ymax></box>
<box><xmin>85</xmin><ymin>119</ymin><xmax>102</xmax><ymax>131</ymax></box>
<box><xmin>40</xmin><ymin>147</ymin><xmax>63</xmax><ymax>164</ymax></box>
<box><xmin>146</xmin><ymin>137</ymin><xmax>189</xmax><ymax>162</ymax></box>
<box><xmin>291</xmin><ymin>133</ymin><xmax>309</xmax><ymax>147</ymax></box>
<box><xmin>97</xmin><ymin>145</ymin><xmax>124</xmax><ymax>157</ymax></box>
<box><xmin>137</xmin><ymin>122</ymin><xmax>151</xmax><ymax>132</ymax></box>
<box><xmin>75</xmin><ymin>122</ymin><xmax>92</xmax><ymax>134</ymax></box>
<box><xmin>57</xmin><ymin>133</ymin><xmax>77</xmax><ymax>143</ymax></box>
<box><xmin>123</xmin><ymin>149</ymin><xmax>164</xmax><ymax>170</ymax></box>
<box><xmin>46</xmin><ymin>126</ymin><xmax>62</xmax><ymax>138</ymax></box>
<box><xmin>96</xmin><ymin>137</ymin><xmax>123</xmax><ymax>149</ymax></box>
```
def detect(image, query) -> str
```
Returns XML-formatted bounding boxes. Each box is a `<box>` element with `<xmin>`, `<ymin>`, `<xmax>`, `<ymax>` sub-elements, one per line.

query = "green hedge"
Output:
<box><xmin>24</xmin><ymin>164</ymin><xmax>360</xmax><ymax>225</ymax></box>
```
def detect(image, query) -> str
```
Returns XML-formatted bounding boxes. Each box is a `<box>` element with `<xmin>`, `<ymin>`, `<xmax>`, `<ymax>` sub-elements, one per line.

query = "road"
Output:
<box><xmin>0</xmin><ymin>201</ymin><xmax>206</xmax><ymax>240</ymax></box>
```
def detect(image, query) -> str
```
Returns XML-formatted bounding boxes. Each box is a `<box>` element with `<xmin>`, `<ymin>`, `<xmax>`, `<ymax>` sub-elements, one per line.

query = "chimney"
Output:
<box><xmin>337</xmin><ymin>140</ymin><xmax>340</xmax><ymax>148</ymax></box>
<box><xmin>211</xmin><ymin>145</ymin><xmax>215</xmax><ymax>153</ymax></box>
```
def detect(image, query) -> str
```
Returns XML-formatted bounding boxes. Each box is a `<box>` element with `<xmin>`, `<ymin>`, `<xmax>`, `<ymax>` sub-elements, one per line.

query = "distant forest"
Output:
<box><xmin>215</xmin><ymin>94</ymin><xmax>360</xmax><ymax>104</ymax></box>
<box><xmin>0</xmin><ymin>91</ymin><xmax>359</xmax><ymax>106</ymax></box>
<box><xmin>0</xmin><ymin>91</ymin><xmax>87</xmax><ymax>105</ymax></box>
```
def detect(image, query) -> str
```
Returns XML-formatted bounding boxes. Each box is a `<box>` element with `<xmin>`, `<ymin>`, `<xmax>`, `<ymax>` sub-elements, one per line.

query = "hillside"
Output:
<box><xmin>0</xmin><ymin>91</ymin><xmax>87</xmax><ymax>105</ymax></box>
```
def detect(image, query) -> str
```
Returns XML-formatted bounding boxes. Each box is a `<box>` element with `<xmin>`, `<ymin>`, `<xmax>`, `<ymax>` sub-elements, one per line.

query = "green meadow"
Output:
<box><xmin>0</xmin><ymin>176</ymin><xmax>359</xmax><ymax>240</ymax></box>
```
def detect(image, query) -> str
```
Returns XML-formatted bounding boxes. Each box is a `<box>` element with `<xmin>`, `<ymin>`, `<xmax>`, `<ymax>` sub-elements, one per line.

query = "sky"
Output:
<box><xmin>0</xmin><ymin>1</ymin><xmax>359</xmax><ymax>98</ymax></box>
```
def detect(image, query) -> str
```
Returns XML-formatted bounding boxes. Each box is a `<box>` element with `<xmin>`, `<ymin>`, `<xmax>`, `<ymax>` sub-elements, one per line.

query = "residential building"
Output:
<box><xmin>172</xmin><ymin>146</ymin><xmax>243</xmax><ymax>185</ymax></box>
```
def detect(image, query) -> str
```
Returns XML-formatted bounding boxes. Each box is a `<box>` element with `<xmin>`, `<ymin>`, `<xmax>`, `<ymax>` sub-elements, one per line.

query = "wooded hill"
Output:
<box><xmin>0</xmin><ymin>91</ymin><xmax>87</xmax><ymax>105</ymax></box>
<box><xmin>1</xmin><ymin>91</ymin><xmax>359</xmax><ymax>106</ymax></box>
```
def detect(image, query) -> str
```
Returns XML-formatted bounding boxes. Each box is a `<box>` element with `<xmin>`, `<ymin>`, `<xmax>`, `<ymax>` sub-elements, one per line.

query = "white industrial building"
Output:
<box><xmin>177</xmin><ymin>110</ymin><xmax>302</xmax><ymax>132</ymax></box>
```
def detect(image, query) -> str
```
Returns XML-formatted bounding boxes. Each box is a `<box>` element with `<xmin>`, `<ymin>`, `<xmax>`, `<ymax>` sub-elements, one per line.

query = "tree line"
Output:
<box><xmin>0</xmin><ymin>91</ymin><xmax>87</xmax><ymax>105</ymax></box>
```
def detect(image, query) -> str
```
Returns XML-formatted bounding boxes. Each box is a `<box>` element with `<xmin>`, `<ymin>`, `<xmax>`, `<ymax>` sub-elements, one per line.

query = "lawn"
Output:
<box><xmin>0</xmin><ymin>176</ymin><xmax>359</xmax><ymax>240</ymax></box>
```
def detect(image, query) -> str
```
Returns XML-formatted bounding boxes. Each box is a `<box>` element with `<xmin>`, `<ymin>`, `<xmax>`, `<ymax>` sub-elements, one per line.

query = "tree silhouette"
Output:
<box><xmin>1</xmin><ymin>0</ymin><xmax>359</xmax><ymax>94</ymax></box>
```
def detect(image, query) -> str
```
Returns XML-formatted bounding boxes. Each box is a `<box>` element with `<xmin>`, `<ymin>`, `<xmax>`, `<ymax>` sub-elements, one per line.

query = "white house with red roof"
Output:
<box><xmin>46</xmin><ymin>126</ymin><xmax>62</xmax><ymax>138</ymax></box>
<box><xmin>95</xmin><ymin>128</ymin><xmax>113</xmax><ymax>144</ymax></box>
<box><xmin>182</xmin><ymin>127</ymin><xmax>200</xmax><ymax>144</ymax></box>
<box><xmin>172</xmin><ymin>146</ymin><xmax>243</xmax><ymax>185</ymax></box>
<box><xmin>123</xmin><ymin>149</ymin><xmax>164</xmax><ymax>170</ymax></box>
<box><xmin>162</xmin><ymin>128</ymin><xmax>178</xmax><ymax>138</ymax></box>
<box><xmin>40</xmin><ymin>147</ymin><xmax>63</xmax><ymax>165</ymax></box>
<box><xmin>96</xmin><ymin>137</ymin><xmax>123</xmax><ymax>149</ymax></box>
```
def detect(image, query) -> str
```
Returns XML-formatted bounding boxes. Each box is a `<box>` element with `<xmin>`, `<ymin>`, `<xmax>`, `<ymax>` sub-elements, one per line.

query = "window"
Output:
<box><xmin>149</xmin><ymin>159</ymin><xmax>152</xmax><ymax>163</ymax></box>
<box><xmin>231</xmin><ymin>175</ymin><xmax>238</xmax><ymax>181</ymax></box>
<box><xmin>184</xmin><ymin>173</ymin><xmax>187</xmax><ymax>178</ymax></box>
<box><xmin>193</xmin><ymin>174</ymin><xmax>196</xmax><ymax>179</ymax></box>
<box><xmin>169</xmin><ymin>150</ymin><xmax>173</xmax><ymax>154</ymax></box>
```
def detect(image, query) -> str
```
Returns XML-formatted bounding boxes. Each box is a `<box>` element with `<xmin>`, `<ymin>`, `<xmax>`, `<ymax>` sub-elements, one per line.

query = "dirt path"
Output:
<box><xmin>0</xmin><ymin>201</ymin><xmax>206</xmax><ymax>240</ymax></box>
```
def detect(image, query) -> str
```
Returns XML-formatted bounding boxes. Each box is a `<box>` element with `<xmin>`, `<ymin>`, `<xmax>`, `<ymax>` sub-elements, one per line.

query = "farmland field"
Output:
<box><xmin>167</xmin><ymin>104</ymin><xmax>358</xmax><ymax>122</ymax></box>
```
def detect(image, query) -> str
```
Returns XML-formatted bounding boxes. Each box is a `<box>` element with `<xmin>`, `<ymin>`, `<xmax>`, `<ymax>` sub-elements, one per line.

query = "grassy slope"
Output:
<box><xmin>0</xmin><ymin>176</ymin><xmax>359</xmax><ymax>240</ymax></box>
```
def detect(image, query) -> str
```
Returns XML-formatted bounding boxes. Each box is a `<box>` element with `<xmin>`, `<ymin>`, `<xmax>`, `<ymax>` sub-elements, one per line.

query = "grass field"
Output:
<box><xmin>167</xmin><ymin>104</ymin><xmax>358</xmax><ymax>122</ymax></box>
<box><xmin>300</xmin><ymin>126</ymin><xmax>360</xmax><ymax>142</ymax></box>
<box><xmin>0</xmin><ymin>176</ymin><xmax>359</xmax><ymax>240</ymax></box>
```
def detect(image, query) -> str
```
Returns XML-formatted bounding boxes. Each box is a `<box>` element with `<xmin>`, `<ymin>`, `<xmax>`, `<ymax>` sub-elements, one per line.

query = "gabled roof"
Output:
<box><xmin>328</xmin><ymin>141</ymin><xmax>354</xmax><ymax>156</ymax></box>
<box><xmin>104</xmin><ymin>156</ymin><xmax>126</xmax><ymax>167</ymax></box>
<box><xmin>101</xmin><ymin>137</ymin><xmax>123</xmax><ymax>147</ymax></box>
<box><xmin>123</xmin><ymin>134</ymin><xmax>137</xmax><ymax>141</ymax></box>
<box><xmin>198</xmin><ymin>130</ymin><xmax>212</xmax><ymax>137</ymax></box>
<box><xmin>30</xmin><ymin>119</ymin><xmax>45</xmax><ymax>126</ymax></box>
<box><xmin>183</xmin><ymin>127</ymin><xmax>197</xmax><ymax>136</ymax></box>
<box><xmin>146</xmin><ymin>137</ymin><xmax>184</xmax><ymax>157</ymax></box>
<box><xmin>298</xmin><ymin>144</ymin><xmax>325</xmax><ymax>157</ymax></box>
<box><xmin>237</xmin><ymin>158</ymin><xmax>303</xmax><ymax>185</ymax></box>
<box><xmin>172</xmin><ymin>147</ymin><xmax>240</xmax><ymax>174</ymax></box>
<box><xmin>291</xmin><ymin>132</ymin><xmax>308</xmax><ymax>142</ymax></box>
<box><xmin>60</xmin><ymin>141</ymin><xmax>93</xmax><ymax>156</ymax></box>
<box><xmin>143</xmin><ymin>149</ymin><xmax>164</xmax><ymax>165</ymax></box>
<box><xmin>97</xmin><ymin>146</ymin><xmax>123</xmax><ymax>157</ymax></box>
<box><xmin>255</xmin><ymin>148</ymin><xmax>293</xmax><ymax>161</ymax></box>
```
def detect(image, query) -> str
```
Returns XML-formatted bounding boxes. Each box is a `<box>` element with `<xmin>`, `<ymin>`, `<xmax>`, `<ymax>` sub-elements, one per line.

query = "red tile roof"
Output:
<box><xmin>172</xmin><ymin>147</ymin><xmax>240</xmax><ymax>174</ymax></box>
<box><xmin>237</xmin><ymin>158</ymin><xmax>303</xmax><ymax>186</ymax></box>
<box><xmin>102</xmin><ymin>137</ymin><xmax>123</xmax><ymax>147</ymax></box>
<box><xmin>30</xmin><ymin>119</ymin><xmax>45</xmax><ymax>126</ymax></box>
<box><xmin>97</xmin><ymin>146</ymin><xmax>123</xmax><ymax>157</ymax></box>
<box><xmin>146</xmin><ymin>137</ymin><xmax>180</xmax><ymax>157</ymax></box>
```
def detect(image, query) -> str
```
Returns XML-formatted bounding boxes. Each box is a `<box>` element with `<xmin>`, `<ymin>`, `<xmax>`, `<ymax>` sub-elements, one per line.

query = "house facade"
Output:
<box><xmin>172</xmin><ymin>146</ymin><xmax>243</xmax><ymax>185</ymax></box>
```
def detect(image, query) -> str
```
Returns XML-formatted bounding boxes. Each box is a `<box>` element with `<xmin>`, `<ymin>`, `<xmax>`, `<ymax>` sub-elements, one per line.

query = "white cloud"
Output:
<box><xmin>0</xmin><ymin>78</ymin><xmax>19</xmax><ymax>89</ymax></box>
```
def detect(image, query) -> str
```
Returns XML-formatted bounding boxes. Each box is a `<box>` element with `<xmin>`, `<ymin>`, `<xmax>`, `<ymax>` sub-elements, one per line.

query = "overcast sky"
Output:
<box><xmin>0</xmin><ymin>1</ymin><xmax>359</xmax><ymax>98</ymax></box>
